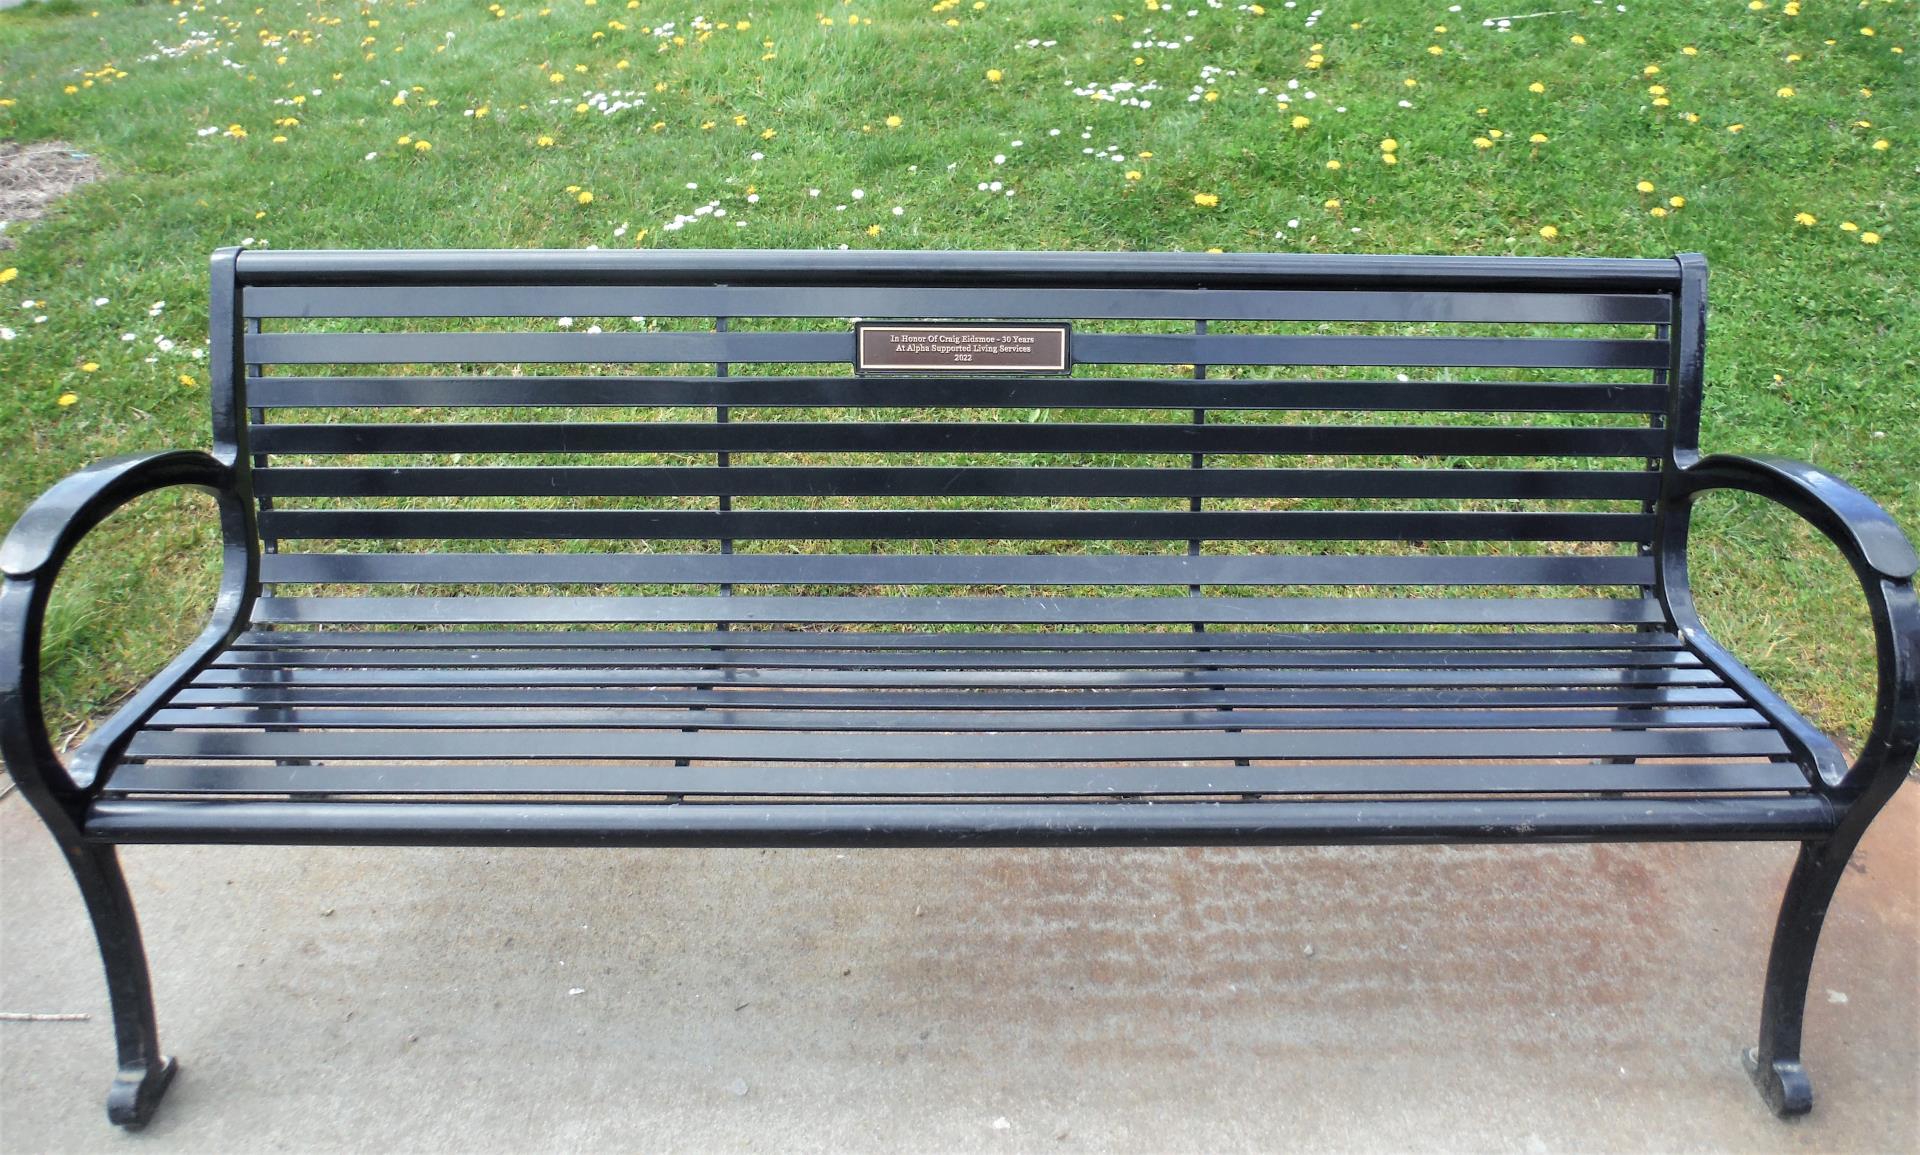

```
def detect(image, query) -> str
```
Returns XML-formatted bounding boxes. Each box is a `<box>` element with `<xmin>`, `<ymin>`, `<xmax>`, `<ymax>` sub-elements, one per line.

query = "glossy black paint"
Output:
<box><xmin>3</xmin><ymin>249</ymin><xmax>1912</xmax><ymax>1127</ymax></box>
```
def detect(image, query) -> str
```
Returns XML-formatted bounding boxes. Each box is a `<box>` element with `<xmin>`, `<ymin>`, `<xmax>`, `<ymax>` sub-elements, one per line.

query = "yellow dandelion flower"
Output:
<box><xmin>1776</xmin><ymin>87</ymin><xmax>1794</xmax><ymax>98</ymax></box>
<box><xmin>0</xmin><ymin>268</ymin><xmax>16</xmax><ymax>285</ymax></box>
<box><xmin>57</xmin><ymin>392</ymin><xmax>79</xmax><ymax>407</ymax></box>
<box><xmin>1124</xmin><ymin>170</ymin><xmax>1142</xmax><ymax>180</ymax></box>
<box><xmin>1472</xmin><ymin>136</ymin><xmax>1493</xmax><ymax>149</ymax></box>
<box><xmin>1682</xmin><ymin>46</ymin><xmax>1698</xmax><ymax>55</ymax></box>
<box><xmin>985</xmin><ymin>68</ymin><xmax>1002</xmax><ymax>83</ymax></box>
<box><xmin>1643</xmin><ymin>65</ymin><xmax>1660</xmax><ymax>76</ymax></box>
<box><xmin>1404</xmin><ymin>78</ymin><xmax>1418</xmax><ymax>88</ymax></box>
<box><xmin>1650</xmin><ymin>206</ymin><xmax>1668</xmax><ymax>218</ymax></box>
<box><xmin>1427</xmin><ymin>45</ymin><xmax>1443</xmax><ymax>56</ymax></box>
<box><xmin>1324</xmin><ymin>198</ymin><xmax>1341</xmax><ymax>209</ymax></box>
<box><xmin>1379</xmin><ymin>138</ymin><xmax>1398</xmax><ymax>153</ymax></box>
<box><xmin>1528</xmin><ymin>82</ymin><xmax>1545</xmax><ymax>94</ymax></box>
<box><xmin>1648</xmin><ymin>85</ymin><xmax>1667</xmax><ymax>96</ymax></box>
<box><xmin>180</xmin><ymin>374</ymin><xmax>198</xmax><ymax>387</ymax></box>
<box><xmin>1193</xmin><ymin>192</ymin><xmax>1221</xmax><ymax>207</ymax></box>
<box><xmin>1539</xmin><ymin>225</ymin><xmax>1559</xmax><ymax>240</ymax></box>
<box><xmin>1668</xmin><ymin>195</ymin><xmax>1685</xmax><ymax>208</ymax></box>
<box><xmin>1872</xmin><ymin>139</ymin><xmax>1890</xmax><ymax>151</ymax></box>
<box><xmin>1839</xmin><ymin>221</ymin><xmax>1858</xmax><ymax>232</ymax></box>
<box><xmin>414</xmin><ymin>140</ymin><xmax>431</xmax><ymax>152</ymax></box>
<box><xmin>1860</xmin><ymin>27</ymin><xmax>1874</xmax><ymax>36</ymax></box>
<box><xmin>1488</xmin><ymin>129</ymin><xmax>1504</xmax><ymax>139</ymax></box>
<box><xmin>865</xmin><ymin>224</ymin><xmax>881</xmax><ymax>236</ymax></box>
<box><xmin>1291</xmin><ymin>115</ymin><xmax>1311</xmax><ymax>129</ymax></box>
<box><xmin>885</xmin><ymin>115</ymin><xmax>902</xmax><ymax>128</ymax></box>
<box><xmin>1727</xmin><ymin>123</ymin><xmax>1744</xmax><ymax>133</ymax></box>
<box><xmin>81</xmin><ymin>362</ymin><xmax>99</xmax><ymax>372</ymax></box>
<box><xmin>1570</xmin><ymin>34</ymin><xmax>1586</xmax><ymax>45</ymax></box>
<box><xmin>1860</xmin><ymin>232</ymin><xmax>1880</xmax><ymax>244</ymax></box>
<box><xmin>391</xmin><ymin>93</ymin><xmax>407</xmax><ymax>106</ymax></box>
<box><xmin>397</xmin><ymin>135</ymin><xmax>412</xmax><ymax>146</ymax></box>
<box><xmin>1748</xmin><ymin>0</ymin><xmax>1765</xmax><ymax>9</ymax></box>
<box><xmin>550</xmin><ymin>72</ymin><xmax>564</xmax><ymax>83</ymax></box>
<box><xmin>578</xmin><ymin>190</ymin><xmax>594</xmax><ymax>205</ymax></box>
<box><xmin>537</xmin><ymin>135</ymin><xmax>555</xmax><ymax>147</ymax></box>
<box><xmin>1325</xmin><ymin>159</ymin><xmax>1341</xmax><ymax>170</ymax></box>
<box><xmin>1794</xmin><ymin>212</ymin><xmax>1817</xmax><ymax>226</ymax></box>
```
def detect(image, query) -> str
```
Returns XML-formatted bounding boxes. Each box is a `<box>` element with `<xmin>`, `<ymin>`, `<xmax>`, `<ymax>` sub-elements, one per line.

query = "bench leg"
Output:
<box><xmin>1746</xmin><ymin>837</ymin><xmax>1850</xmax><ymax>1118</ymax></box>
<box><xmin>66</xmin><ymin>843</ymin><xmax>177</xmax><ymax>1129</ymax></box>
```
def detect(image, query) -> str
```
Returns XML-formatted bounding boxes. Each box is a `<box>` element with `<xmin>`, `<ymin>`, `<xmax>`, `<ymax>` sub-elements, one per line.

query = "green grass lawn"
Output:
<box><xmin>1</xmin><ymin>0</ymin><xmax>1914</xmax><ymax>744</ymax></box>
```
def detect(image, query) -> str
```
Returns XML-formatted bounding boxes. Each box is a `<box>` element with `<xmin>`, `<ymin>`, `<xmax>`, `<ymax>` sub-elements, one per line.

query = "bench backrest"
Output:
<box><xmin>210</xmin><ymin>249</ymin><xmax>1704</xmax><ymax>632</ymax></box>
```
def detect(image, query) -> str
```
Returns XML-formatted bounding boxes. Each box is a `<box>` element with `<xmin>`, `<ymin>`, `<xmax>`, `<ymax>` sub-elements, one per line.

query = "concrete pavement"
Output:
<box><xmin>3</xmin><ymin>787</ymin><xmax>1915</xmax><ymax>1152</ymax></box>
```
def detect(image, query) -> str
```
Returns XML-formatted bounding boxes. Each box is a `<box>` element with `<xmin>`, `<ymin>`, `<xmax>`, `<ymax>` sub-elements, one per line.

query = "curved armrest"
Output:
<box><xmin>0</xmin><ymin>451</ymin><xmax>257</xmax><ymax>811</ymax></box>
<box><xmin>1669</xmin><ymin>454</ymin><xmax>1920</xmax><ymax>798</ymax></box>
<box><xmin>2</xmin><ymin>452</ymin><xmax>235</xmax><ymax>578</ymax></box>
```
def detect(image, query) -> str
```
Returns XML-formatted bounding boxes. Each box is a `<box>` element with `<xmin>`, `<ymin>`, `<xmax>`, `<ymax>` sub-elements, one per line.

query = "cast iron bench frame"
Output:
<box><xmin>3</xmin><ymin>249</ymin><xmax>1914</xmax><ymax>1128</ymax></box>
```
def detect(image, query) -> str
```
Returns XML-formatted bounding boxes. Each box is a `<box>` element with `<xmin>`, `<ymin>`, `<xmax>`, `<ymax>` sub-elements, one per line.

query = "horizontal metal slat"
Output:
<box><xmin>227</xmin><ymin>628</ymin><xmax>1683</xmax><ymax>652</ymax></box>
<box><xmin>80</xmin><ymin>795</ymin><xmax>1835</xmax><ymax>847</ymax></box>
<box><xmin>248</xmin><ymin>595</ymin><xmax>1669</xmax><ymax>626</ymax></box>
<box><xmin>244</xmin><ymin>376</ymin><xmax>1671</xmax><ymax>414</ymax></box>
<box><xmin>259</xmin><ymin>552</ymin><xmax>1656</xmax><ymax>588</ymax></box>
<box><xmin>244</xmin><ymin>285</ymin><xmax>1675</xmax><ymax>324</ymax></box>
<box><xmin>254</xmin><ymin>466</ymin><xmax>1661</xmax><ymax>502</ymax></box>
<box><xmin>257</xmin><ymin>509</ymin><xmax>1656</xmax><ymax>543</ymax></box>
<box><xmin>104</xmin><ymin>759</ymin><xmax>1804</xmax><ymax>798</ymax></box>
<box><xmin>187</xmin><ymin>663</ymin><xmax>1714</xmax><ymax>692</ymax></box>
<box><xmin>248</xmin><ymin>421</ymin><xmax>1666</xmax><ymax>457</ymax></box>
<box><xmin>244</xmin><ymin>331</ymin><xmax>1667</xmax><ymax>370</ymax></box>
<box><xmin>211</xmin><ymin>645</ymin><xmax>1695</xmax><ymax>671</ymax></box>
<box><xmin>123</xmin><ymin>726</ymin><xmax>1788</xmax><ymax>763</ymax></box>
<box><xmin>142</xmin><ymin>705</ymin><xmax>1765</xmax><ymax>733</ymax></box>
<box><xmin>168</xmin><ymin>685</ymin><xmax>1744</xmax><ymax>711</ymax></box>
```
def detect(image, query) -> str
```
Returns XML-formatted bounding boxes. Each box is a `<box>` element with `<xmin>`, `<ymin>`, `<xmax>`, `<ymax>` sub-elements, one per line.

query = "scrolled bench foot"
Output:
<box><xmin>106</xmin><ymin>1055</ymin><xmax>177</xmax><ymax>1130</ymax></box>
<box><xmin>1743</xmin><ymin>1048</ymin><xmax>1812</xmax><ymax>1118</ymax></box>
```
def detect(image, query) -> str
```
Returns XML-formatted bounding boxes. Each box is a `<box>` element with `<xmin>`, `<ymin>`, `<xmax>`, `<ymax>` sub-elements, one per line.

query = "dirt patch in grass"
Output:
<box><xmin>0</xmin><ymin>140</ymin><xmax>104</xmax><ymax>250</ymax></box>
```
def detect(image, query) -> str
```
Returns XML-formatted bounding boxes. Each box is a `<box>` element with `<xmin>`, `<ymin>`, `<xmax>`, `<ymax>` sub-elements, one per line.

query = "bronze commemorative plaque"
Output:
<box><xmin>854</xmin><ymin>322</ymin><xmax>1072</xmax><ymax>374</ymax></box>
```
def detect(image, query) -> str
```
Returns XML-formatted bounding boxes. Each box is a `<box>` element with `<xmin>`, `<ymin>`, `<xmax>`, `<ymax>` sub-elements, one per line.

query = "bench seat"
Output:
<box><xmin>86</xmin><ymin>624</ymin><xmax>1832</xmax><ymax>844</ymax></box>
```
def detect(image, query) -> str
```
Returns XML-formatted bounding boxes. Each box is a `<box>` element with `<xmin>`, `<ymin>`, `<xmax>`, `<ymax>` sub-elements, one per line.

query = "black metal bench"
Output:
<box><xmin>4</xmin><ymin>249</ymin><xmax>1914</xmax><ymax>1128</ymax></box>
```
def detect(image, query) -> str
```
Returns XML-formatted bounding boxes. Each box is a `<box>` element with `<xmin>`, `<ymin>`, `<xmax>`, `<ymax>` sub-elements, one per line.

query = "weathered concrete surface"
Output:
<box><xmin>3</xmin><ymin>788</ymin><xmax>1915</xmax><ymax>1153</ymax></box>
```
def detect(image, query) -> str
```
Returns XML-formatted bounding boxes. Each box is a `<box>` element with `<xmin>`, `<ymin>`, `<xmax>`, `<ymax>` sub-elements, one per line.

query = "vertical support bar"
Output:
<box><xmin>680</xmin><ymin>310</ymin><xmax>730</xmax><ymax>771</ymax></box>
<box><xmin>1189</xmin><ymin>319</ymin><xmax>1207</xmax><ymax>633</ymax></box>
<box><xmin>1652</xmin><ymin>254</ymin><xmax>1709</xmax><ymax>621</ymax></box>
<box><xmin>247</xmin><ymin>316</ymin><xmax>273</xmax><ymax>603</ymax></box>
<box><xmin>716</xmin><ymin>312</ymin><xmax>733</xmax><ymax>612</ymax></box>
<box><xmin>1188</xmin><ymin>318</ymin><xmax>1249</xmax><ymax>773</ymax></box>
